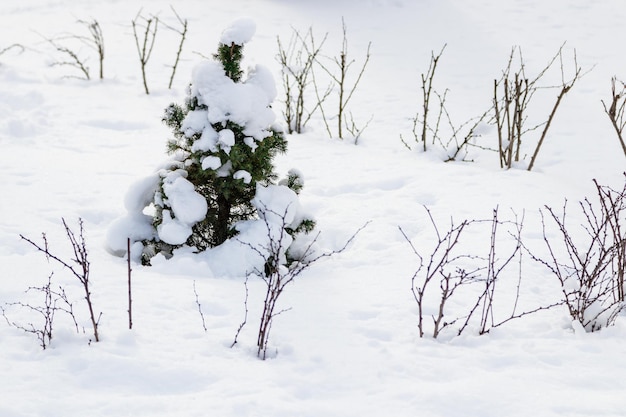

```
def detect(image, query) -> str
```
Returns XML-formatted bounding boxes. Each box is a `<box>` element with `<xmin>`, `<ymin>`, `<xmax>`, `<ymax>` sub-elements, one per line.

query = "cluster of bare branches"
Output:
<box><xmin>276</xmin><ymin>19</ymin><xmax>372</xmax><ymax>143</ymax></box>
<box><xmin>131</xmin><ymin>7</ymin><xmax>189</xmax><ymax>94</ymax></box>
<box><xmin>40</xmin><ymin>18</ymin><xmax>105</xmax><ymax>81</ymax></box>
<box><xmin>2</xmin><ymin>273</ymin><xmax>78</xmax><ymax>350</ymax></box>
<box><xmin>19</xmin><ymin>218</ymin><xmax>101</xmax><ymax>344</ymax></box>
<box><xmin>277</xmin><ymin>27</ymin><xmax>328</xmax><ymax>134</ymax></box>
<box><xmin>399</xmin><ymin>44</ymin><xmax>583</xmax><ymax>168</ymax></box>
<box><xmin>400</xmin><ymin>46</ymin><xmax>490</xmax><ymax>162</ymax></box>
<box><xmin>602</xmin><ymin>77</ymin><xmax>626</xmax><ymax>158</ymax></box>
<box><xmin>78</xmin><ymin>19</ymin><xmax>105</xmax><ymax>79</ymax></box>
<box><xmin>400</xmin><ymin>209</ymin><xmax>476</xmax><ymax>338</ymax></box>
<box><xmin>401</xmin><ymin>46</ymin><xmax>446</xmax><ymax>153</ymax></box>
<box><xmin>530</xmin><ymin>176</ymin><xmax>626</xmax><ymax>331</ymax></box>
<box><xmin>132</xmin><ymin>10</ymin><xmax>159</xmax><ymax>94</ymax></box>
<box><xmin>32</xmin><ymin>8</ymin><xmax>187</xmax><ymax>90</ymax></box>
<box><xmin>315</xmin><ymin>18</ymin><xmax>372</xmax><ymax>143</ymax></box>
<box><xmin>401</xmin><ymin>206</ymin><xmax>560</xmax><ymax>339</ymax></box>
<box><xmin>403</xmin><ymin>174</ymin><xmax>626</xmax><ymax>339</ymax></box>
<box><xmin>234</xmin><ymin>203</ymin><xmax>367</xmax><ymax>359</ymax></box>
<box><xmin>493</xmin><ymin>44</ymin><xmax>583</xmax><ymax>170</ymax></box>
<box><xmin>45</xmin><ymin>38</ymin><xmax>91</xmax><ymax>80</ymax></box>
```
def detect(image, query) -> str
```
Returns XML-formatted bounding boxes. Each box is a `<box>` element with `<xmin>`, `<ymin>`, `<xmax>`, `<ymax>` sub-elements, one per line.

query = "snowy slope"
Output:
<box><xmin>1</xmin><ymin>1</ymin><xmax>626</xmax><ymax>416</ymax></box>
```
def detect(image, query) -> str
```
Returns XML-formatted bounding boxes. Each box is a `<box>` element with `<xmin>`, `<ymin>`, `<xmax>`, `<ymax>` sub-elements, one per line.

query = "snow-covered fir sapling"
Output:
<box><xmin>106</xmin><ymin>18</ymin><xmax>315</xmax><ymax>265</ymax></box>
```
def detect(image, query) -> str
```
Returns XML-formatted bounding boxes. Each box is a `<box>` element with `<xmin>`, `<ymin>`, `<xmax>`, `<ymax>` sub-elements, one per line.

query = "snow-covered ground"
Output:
<box><xmin>1</xmin><ymin>1</ymin><xmax>626</xmax><ymax>416</ymax></box>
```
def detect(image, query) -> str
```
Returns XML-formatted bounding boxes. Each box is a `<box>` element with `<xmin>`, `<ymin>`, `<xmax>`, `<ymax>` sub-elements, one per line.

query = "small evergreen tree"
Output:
<box><xmin>133</xmin><ymin>18</ymin><xmax>313</xmax><ymax>262</ymax></box>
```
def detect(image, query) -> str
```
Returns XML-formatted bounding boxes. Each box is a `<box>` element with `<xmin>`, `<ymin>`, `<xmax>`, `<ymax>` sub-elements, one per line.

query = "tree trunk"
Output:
<box><xmin>215</xmin><ymin>194</ymin><xmax>232</xmax><ymax>246</ymax></box>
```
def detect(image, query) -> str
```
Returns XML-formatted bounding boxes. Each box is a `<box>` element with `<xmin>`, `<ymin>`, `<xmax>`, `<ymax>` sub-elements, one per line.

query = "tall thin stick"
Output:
<box><xmin>127</xmin><ymin>238</ymin><xmax>133</xmax><ymax>330</ymax></box>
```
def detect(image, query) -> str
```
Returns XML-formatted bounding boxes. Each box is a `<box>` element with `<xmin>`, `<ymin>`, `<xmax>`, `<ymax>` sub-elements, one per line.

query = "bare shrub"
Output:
<box><xmin>277</xmin><ymin>26</ymin><xmax>328</xmax><ymax>134</ymax></box>
<box><xmin>400</xmin><ymin>46</ymin><xmax>446</xmax><ymax>153</ymax></box>
<box><xmin>400</xmin><ymin>46</ymin><xmax>490</xmax><ymax>162</ymax></box>
<box><xmin>236</xmin><ymin>203</ymin><xmax>367</xmax><ymax>359</ymax></box>
<box><xmin>401</xmin><ymin>206</ymin><xmax>558</xmax><ymax>338</ymax></box>
<box><xmin>132</xmin><ymin>9</ymin><xmax>159</xmax><ymax>94</ymax></box>
<box><xmin>530</xmin><ymin>176</ymin><xmax>626</xmax><ymax>331</ymax></box>
<box><xmin>78</xmin><ymin>19</ymin><xmax>105</xmax><ymax>79</ymax></box>
<box><xmin>314</xmin><ymin>18</ymin><xmax>372</xmax><ymax>142</ymax></box>
<box><xmin>493</xmin><ymin>44</ymin><xmax>583</xmax><ymax>170</ymax></box>
<box><xmin>601</xmin><ymin>77</ymin><xmax>626</xmax><ymax>158</ymax></box>
<box><xmin>44</xmin><ymin>37</ymin><xmax>91</xmax><ymax>80</ymax></box>
<box><xmin>39</xmin><ymin>19</ymin><xmax>104</xmax><ymax>81</ymax></box>
<box><xmin>400</xmin><ymin>210</ymin><xmax>477</xmax><ymax>338</ymax></box>
<box><xmin>20</xmin><ymin>218</ymin><xmax>101</xmax><ymax>343</ymax></box>
<box><xmin>2</xmin><ymin>273</ymin><xmax>78</xmax><ymax>350</ymax></box>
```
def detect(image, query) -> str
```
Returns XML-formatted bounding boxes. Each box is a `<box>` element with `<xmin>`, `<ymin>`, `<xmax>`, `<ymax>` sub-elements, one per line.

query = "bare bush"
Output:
<box><xmin>531</xmin><ymin>177</ymin><xmax>626</xmax><ymax>331</ymax></box>
<box><xmin>400</xmin><ymin>46</ymin><xmax>490</xmax><ymax>161</ymax></box>
<box><xmin>400</xmin><ymin>46</ymin><xmax>446</xmax><ymax>153</ymax></box>
<box><xmin>315</xmin><ymin>18</ymin><xmax>371</xmax><ymax>142</ymax></box>
<box><xmin>236</xmin><ymin>203</ymin><xmax>367</xmax><ymax>359</ymax></box>
<box><xmin>44</xmin><ymin>37</ymin><xmax>91</xmax><ymax>80</ymax></box>
<box><xmin>39</xmin><ymin>19</ymin><xmax>104</xmax><ymax>81</ymax></box>
<box><xmin>277</xmin><ymin>27</ymin><xmax>328</xmax><ymax>134</ymax></box>
<box><xmin>493</xmin><ymin>44</ymin><xmax>582</xmax><ymax>171</ymax></box>
<box><xmin>20</xmin><ymin>218</ymin><xmax>101</xmax><ymax>343</ymax></box>
<box><xmin>401</xmin><ymin>206</ymin><xmax>557</xmax><ymax>338</ymax></box>
<box><xmin>78</xmin><ymin>19</ymin><xmax>105</xmax><ymax>79</ymax></box>
<box><xmin>401</xmin><ymin>210</ymin><xmax>477</xmax><ymax>338</ymax></box>
<box><xmin>132</xmin><ymin>10</ymin><xmax>159</xmax><ymax>94</ymax></box>
<box><xmin>2</xmin><ymin>273</ymin><xmax>78</xmax><ymax>350</ymax></box>
<box><xmin>601</xmin><ymin>77</ymin><xmax>626</xmax><ymax>158</ymax></box>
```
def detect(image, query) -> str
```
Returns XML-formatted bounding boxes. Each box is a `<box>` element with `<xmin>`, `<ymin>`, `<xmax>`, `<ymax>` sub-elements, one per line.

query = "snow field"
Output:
<box><xmin>1</xmin><ymin>1</ymin><xmax>626</xmax><ymax>416</ymax></box>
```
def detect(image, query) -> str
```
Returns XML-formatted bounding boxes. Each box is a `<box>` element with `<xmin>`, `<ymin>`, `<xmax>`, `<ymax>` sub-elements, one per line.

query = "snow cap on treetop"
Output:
<box><xmin>220</xmin><ymin>17</ymin><xmax>256</xmax><ymax>46</ymax></box>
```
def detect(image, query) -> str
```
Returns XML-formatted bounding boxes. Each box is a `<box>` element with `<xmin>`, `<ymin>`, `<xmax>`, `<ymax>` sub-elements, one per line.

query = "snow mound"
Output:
<box><xmin>190</xmin><ymin>61</ymin><xmax>277</xmax><ymax>141</ymax></box>
<box><xmin>219</xmin><ymin>17</ymin><xmax>256</xmax><ymax>46</ymax></box>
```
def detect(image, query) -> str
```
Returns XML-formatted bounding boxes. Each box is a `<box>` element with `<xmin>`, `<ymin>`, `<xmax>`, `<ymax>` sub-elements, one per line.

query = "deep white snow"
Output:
<box><xmin>1</xmin><ymin>1</ymin><xmax>626</xmax><ymax>416</ymax></box>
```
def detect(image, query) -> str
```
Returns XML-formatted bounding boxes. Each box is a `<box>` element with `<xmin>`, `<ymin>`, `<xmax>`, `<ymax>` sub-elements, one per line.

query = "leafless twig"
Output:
<box><xmin>193</xmin><ymin>280</ymin><xmax>207</xmax><ymax>332</ymax></box>
<box><xmin>162</xmin><ymin>6</ymin><xmax>187</xmax><ymax>89</ymax></box>
<box><xmin>601</xmin><ymin>77</ymin><xmax>626</xmax><ymax>158</ymax></box>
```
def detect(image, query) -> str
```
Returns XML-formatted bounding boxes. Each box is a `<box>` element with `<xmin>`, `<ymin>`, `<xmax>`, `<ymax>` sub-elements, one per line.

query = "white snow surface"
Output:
<box><xmin>2</xmin><ymin>1</ymin><xmax>626</xmax><ymax>416</ymax></box>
